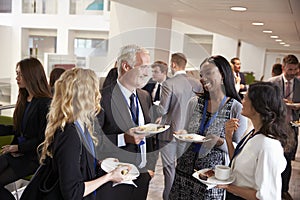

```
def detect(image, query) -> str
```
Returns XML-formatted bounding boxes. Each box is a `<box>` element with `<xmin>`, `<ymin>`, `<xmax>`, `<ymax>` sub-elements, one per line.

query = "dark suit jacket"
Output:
<box><xmin>51</xmin><ymin>123</ymin><xmax>97</xmax><ymax>200</ymax></box>
<box><xmin>6</xmin><ymin>97</ymin><xmax>51</xmax><ymax>177</ymax></box>
<box><xmin>269</xmin><ymin>75</ymin><xmax>300</xmax><ymax>121</ymax></box>
<box><xmin>238</xmin><ymin>72</ymin><xmax>247</xmax><ymax>98</ymax></box>
<box><xmin>142</xmin><ymin>78</ymin><xmax>156</xmax><ymax>101</ymax></box>
<box><xmin>142</xmin><ymin>77</ymin><xmax>169</xmax><ymax>102</ymax></box>
<box><xmin>97</xmin><ymin>83</ymin><xmax>157</xmax><ymax>200</ymax></box>
<box><xmin>97</xmin><ymin>83</ymin><xmax>156</xmax><ymax>171</ymax></box>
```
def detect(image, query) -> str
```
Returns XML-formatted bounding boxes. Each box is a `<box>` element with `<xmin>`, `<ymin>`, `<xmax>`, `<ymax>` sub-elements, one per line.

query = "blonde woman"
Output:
<box><xmin>29</xmin><ymin>68</ymin><xmax>128</xmax><ymax>199</ymax></box>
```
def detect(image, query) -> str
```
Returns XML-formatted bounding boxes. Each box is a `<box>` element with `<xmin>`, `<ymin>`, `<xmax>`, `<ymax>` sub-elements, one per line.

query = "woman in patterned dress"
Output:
<box><xmin>169</xmin><ymin>55</ymin><xmax>248</xmax><ymax>200</ymax></box>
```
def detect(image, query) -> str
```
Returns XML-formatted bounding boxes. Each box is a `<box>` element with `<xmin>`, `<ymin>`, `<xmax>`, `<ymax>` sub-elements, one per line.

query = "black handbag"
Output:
<box><xmin>20</xmin><ymin>157</ymin><xmax>63</xmax><ymax>200</ymax></box>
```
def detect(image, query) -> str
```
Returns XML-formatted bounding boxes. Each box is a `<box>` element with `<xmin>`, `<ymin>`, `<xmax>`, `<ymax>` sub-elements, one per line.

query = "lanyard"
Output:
<box><xmin>229</xmin><ymin>129</ymin><xmax>258</xmax><ymax>166</ymax></box>
<box><xmin>194</xmin><ymin>96</ymin><xmax>227</xmax><ymax>152</ymax></box>
<box><xmin>199</xmin><ymin>96</ymin><xmax>227</xmax><ymax>135</ymax></box>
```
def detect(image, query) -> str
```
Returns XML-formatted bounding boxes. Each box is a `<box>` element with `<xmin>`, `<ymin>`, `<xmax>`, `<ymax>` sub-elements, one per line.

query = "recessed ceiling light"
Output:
<box><xmin>275</xmin><ymin>39</ymin><xmax>282</xmax><ymax>42</ymax></box>
<box><xmin>270</xmin><ymin>35</ymin><xmax>279</xmax><ymax>39</ymax></box>
<box><xmin>284</xmin><ymin>44</ymin><xmax>290</xmax><ymax>47</ymax></box>
<box><xmin>263</xmin><ymin>30</ymin><xmax>272</xmax><ymax>33</ymax></box>
<box><xmin>280</xmin><ymin>42</ymin><xmax>285</xmax><ymax>45</ymax></box>
<box><xmin>252</xmin><ymin>22</ymin><xmax>264</xmax><ymax>26</ymax></box>
<box><xmin>230</xmin><ymin>6</ymin><xmax>247</xmax><ymax>11</ymax></box>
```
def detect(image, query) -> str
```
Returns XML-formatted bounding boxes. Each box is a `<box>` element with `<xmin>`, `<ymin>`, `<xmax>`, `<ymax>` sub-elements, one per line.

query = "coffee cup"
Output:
<box><xmin>215</xmin><ymin>165</ymin><xmax>231</xmax><ymax>180</ymax></box>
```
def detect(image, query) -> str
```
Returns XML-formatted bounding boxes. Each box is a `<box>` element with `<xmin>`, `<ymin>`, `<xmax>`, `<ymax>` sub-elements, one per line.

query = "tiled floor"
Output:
<box><xmin>9</xmin><ymin>136</ymin><xmax>300</xmax><ymax>199</ymax></box>
<box><xmin>147</xmin><ymin>135</ymin><xmax>300</xmax><ymax>200</ymax></box>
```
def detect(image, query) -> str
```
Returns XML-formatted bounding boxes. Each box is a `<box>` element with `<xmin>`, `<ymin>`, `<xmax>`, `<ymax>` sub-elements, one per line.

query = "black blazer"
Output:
<box><xmin>7</xmin><ymin>97</ymin><xmax>51</xmax><ymax>177</ymax></box>
<box><xmin>52</xmin><ymin>123</ymin><xmax>97</xmax><ymax>200</ymax></box>
<box><xmin>238</xmin><ymin>72</ymin><xmax>247</xmax><ymax>98</ymax></box>
<box><xmin>142</xmin><ymin>78</ymin><xmax>156</xmax><ymax>100</ymax></box>
<box><xmin>97</xmin><ymin>83</ymin><xmax>157</xmax><ymax>171</ymax></box>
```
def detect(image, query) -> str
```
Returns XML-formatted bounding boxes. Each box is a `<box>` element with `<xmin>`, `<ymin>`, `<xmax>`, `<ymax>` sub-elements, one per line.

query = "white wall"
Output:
<box><xmin>0</xmin><ymin>25</ymin><xmax>13</xmax><ymax>79</ymax></box>
<box><xmin>211</xmin><ymin>33</ymin><xmax>238</xmax><ymax>60</ymax></box>
<box><xmin>239</xmin><ymin>42</ymin><xmax>266</xmax><ymax>81</ymax></box>
<box><xmin>171</xmin><ymin>20</ymin><xmax>212</xmax><ymax>70</ymax></box>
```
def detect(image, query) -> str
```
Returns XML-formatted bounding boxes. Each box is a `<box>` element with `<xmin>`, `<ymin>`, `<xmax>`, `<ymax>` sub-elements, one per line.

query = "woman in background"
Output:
<box><xmin>220</xmin><ymin>82</ymin><xmax>293</xmax><ymax>199</ymax></box>
<box><xmin>170</xmin><ymin>55</ymin><xmax>247</xmax><ymax>200</ymax></box>
<box><xmin>49</xmin><ymin>67</ymin><xmax>65</xmax><ymax>94</ymax></box>
<box><xmin>0</xmin><ymin>57</ymin><xmax>52</xmax><ymax>199</ymax></box>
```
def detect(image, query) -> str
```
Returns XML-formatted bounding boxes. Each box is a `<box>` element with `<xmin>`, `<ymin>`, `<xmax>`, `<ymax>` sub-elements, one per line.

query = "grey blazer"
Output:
<box><xmin>268</xmin><ymin>75</ymin><xmax>300</xmax><ymax>121</ymax></box>
<box><xmin>158</xmin><ymin>73</ymin><xmax>202</xmax><ymax>141</ymax></box>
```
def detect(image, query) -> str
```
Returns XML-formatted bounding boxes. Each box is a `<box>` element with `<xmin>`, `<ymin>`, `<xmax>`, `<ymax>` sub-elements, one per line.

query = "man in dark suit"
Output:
<box><xmin>97</xmin><ymin>44</ymin><xmax>157</xmax><ymax>200</ymax></box>
<box><xmin>143</xmin><ymin>61</ymin><xmax>168</xmax><ymax>103</ymax></box>
<box><xmin>269</xmin><ymin>54</ymin><xmax>300</xmax><ymax>200</ymax></box>
<box><xmin>231</xmin><ymin>57</ymin><xmax>247</xmax><ymax>99</ymax></box>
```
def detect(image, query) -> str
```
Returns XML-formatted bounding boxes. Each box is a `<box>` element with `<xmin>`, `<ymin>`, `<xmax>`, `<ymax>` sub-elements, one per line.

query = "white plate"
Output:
<box><xmin>286</xmin><ymin>102</ymin><xmax>300</xmax><ymax>107</ymax></box>
<box><xmin>101</xmin><ymin>158</ymin><xmax>140</xmax><ymax>180</ymax></box>
<box><xmin>192</xmin><ymin>168</ymin><xmax>235</xmax><ymax>185</ymax></box>
<box><xmin>135</xmin><ymin>123</ymin><xmax>170</xmax><ymax>135</ymax></box>
<box><xmin>173</xmin><ymin>133</ymin><xmax>211</xmax><ymax>143</ymax></box>
<box><xmin>290</xmin><ymin>121</ymin><xmax>300</xmax><ymax>127</ymax></box>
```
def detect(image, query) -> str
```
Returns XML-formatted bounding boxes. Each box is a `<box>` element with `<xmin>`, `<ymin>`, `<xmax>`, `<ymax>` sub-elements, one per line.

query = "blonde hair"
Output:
<box><xmin>39</xmin><ymin>68</ymin><xmax>101</xmax><ymax>163</ymax></box>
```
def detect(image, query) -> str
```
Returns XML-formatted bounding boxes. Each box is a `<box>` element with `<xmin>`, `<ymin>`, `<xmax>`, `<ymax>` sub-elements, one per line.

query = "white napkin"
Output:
<box><xmin>112</xmin><ymin>174</ymin><xmax>138</xmax><ymax>187</ymax></box>
<box><xmin>112</xmin><ymin>180</ymin><xmax>137</xmax><ymax>187</ymax></box>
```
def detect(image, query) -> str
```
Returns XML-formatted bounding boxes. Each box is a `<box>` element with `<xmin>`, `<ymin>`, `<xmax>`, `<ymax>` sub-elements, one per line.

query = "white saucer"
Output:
<box><xmin>192</xmin><ymin>168</ymin><xmax>235</xmax><ymax>185</ymax></box>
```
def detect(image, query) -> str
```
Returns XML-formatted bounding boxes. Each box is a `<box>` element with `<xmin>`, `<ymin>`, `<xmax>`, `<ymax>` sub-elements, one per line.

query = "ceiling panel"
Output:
<box><xmin>113</xmin><ymin>0</ymin><xmax>300</xmax><ymax>52</ymax></box>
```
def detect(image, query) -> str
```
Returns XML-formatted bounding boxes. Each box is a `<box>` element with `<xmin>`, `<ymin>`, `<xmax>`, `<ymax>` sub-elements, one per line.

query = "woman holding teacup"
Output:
<box><xmin>220</xmin><ymin>82</ymin><xmax>294</xmax><ymax>199</ymax></box>
<box><xmin>169</xmin><ymin>56</ymin><xmax>247</xmax><ymax>200</ymax></box>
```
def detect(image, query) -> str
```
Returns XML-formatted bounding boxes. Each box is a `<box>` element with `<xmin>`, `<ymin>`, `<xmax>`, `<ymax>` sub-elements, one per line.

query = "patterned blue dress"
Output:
<box><xmin>169</xmin><ymin>96</ymin><xmax>246</xmax><ymax>200</ymax></box>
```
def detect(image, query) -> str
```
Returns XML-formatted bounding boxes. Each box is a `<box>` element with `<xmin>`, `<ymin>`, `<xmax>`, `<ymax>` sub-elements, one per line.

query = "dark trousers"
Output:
<box><xmin>96</xmin><ymin>172</ymin><xmax>151</xmax><ymax>200</ymax></box>
<box><xmin>281</xmin><ymin>127</ymin><xmax>298</xmax><ymax>193</ymax></box>
<box><xmin>0</xmin><ymin>155</ymin><xmax>18</xmax><ymax>200</ymax></box>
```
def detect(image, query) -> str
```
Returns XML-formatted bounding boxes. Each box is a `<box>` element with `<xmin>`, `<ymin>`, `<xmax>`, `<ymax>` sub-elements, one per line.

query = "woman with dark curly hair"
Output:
<box><xmin>220</xmin><ymin>81</ymin><xmax>294</xmax><ymax>200</ymax></box>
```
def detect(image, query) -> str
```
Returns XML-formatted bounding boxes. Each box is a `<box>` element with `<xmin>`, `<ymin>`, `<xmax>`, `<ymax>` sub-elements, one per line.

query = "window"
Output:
<box><xmin>0</xmin><ymin>0</ymin><xmax>12</xmax><ymax>13</ymax></box>
<box><xmin>74</xmin><ymin>38</ymin><xmax>108</xmax><ymax>57</ymax></box>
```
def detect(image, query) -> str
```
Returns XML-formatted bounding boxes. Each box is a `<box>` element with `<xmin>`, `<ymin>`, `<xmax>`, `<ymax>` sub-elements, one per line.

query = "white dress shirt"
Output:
<box><xmin>116</xmin><ymin>80</ymin><xmax>147</xmax><ymax>168</ymax></box>
<box><xmin>231</xmin><ymin>134</ymin><xmax>286</xmax><ymax>200</ymax></box>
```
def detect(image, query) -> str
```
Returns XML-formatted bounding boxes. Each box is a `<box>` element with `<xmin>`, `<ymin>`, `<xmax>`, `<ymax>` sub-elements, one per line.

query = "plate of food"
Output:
<box><xmin>286</xmin><ymin>102</ymin><xmax>300</xmax><ymax>107</ymax></box>
<box><xmin>173</xmin><ymin>133</ymin><xmax>211</xmax><ymax>143</ymax></box>
<box><xmin>135</xmin><ymin>123</ymin><xmax>170</xmax><ymax>135</ymax></box>
<box><xmin>101</xmin><ymin>158</ymin><xmax>140</xmax><ymax>181</ymax></box>
<box><xmin>192</xmin><ymin>168</ymin><xmax>235</xmax><ymax>185</ymax></box>
<box><xmin>290</xmin><ymin>120</ymin><xmax>300</xmax><ymax>127</ymax></box>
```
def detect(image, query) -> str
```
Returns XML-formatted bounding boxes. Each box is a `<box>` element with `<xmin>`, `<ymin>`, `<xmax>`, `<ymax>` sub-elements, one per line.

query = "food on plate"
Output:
<box><xmin>178</xmin><ymin>135</ymin><xmax>194</xmax><ymax>140</ymax></box>
<box><xmin>198</xmin><ymin>169</ymin><xmax>215</xmax><ymax>181</ymax></box>
<box><xmin>138</xmin><ymin>125</ymin><xmax>165</xmax><ymax>132</ymax></box>
<box><xmin>118</xmin><ymin>164</ymin><xmax>129</xmax><ymax>175</ymax></box>
<box><xmin>292</xmin><ymin>120</ymin><xmax>300</xmax><ymax>125</ymax></box>
<box><xmin>121</xmin><ymin>169</ymin><xmax>129</xmax><ymax>175</ymax></box>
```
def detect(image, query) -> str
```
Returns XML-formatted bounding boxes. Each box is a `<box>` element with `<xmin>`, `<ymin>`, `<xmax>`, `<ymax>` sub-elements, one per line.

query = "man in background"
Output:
<box><xmin>269</xmin><ymin>54</ymin><xmax>300</xmax><ymax>200</ymax></box>
<box><xmin>157</xmin><ymin>53</ymin><xmax>202</xmax><ymax>200</ymax></box>
<box><xmin>231</xmin><ymin>57</ymin><xmax>247</xmax><ymax>99</ymax></box>
<box><xmin>143</xmin><ymin>61</ymin><xmax>168</xmax><ymax>104</ymax></box>
<box><xmin>272</xmin><ymin>63</ymin><xmax>283</xmax><ymax>77</ymax></box>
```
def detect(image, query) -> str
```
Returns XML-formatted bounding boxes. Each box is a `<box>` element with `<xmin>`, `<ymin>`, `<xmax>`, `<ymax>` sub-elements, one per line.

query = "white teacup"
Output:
<box><xmin>215</xmin><ymin>165</ymin><xmax>231</xmax><ymax>180</ymax></box>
